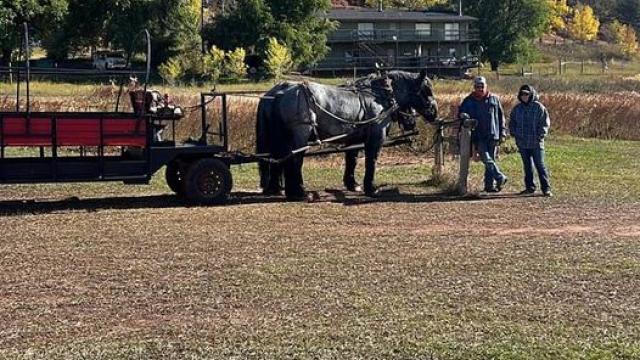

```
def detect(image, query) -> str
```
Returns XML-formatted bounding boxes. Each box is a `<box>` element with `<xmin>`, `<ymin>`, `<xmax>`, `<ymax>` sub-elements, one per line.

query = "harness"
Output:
<box><xmin>299</xmin><ymin>79</ymin><xmax>400</xmax><ymax>145</ymax></box>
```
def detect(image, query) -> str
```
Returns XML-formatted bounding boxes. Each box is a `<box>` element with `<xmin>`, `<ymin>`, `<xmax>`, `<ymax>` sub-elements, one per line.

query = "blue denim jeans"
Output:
<box><xmin>519</xmin><ymin>147</ymin><xmax>551</xmax><ymax>192</ymax></box>
<box><xmin>476</xmin><ymin>139</ymin><xmax>506</xmax><ymax>191</ymax></box>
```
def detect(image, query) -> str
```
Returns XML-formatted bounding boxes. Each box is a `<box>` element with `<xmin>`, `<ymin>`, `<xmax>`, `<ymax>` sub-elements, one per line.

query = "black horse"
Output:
<box><xmin>256</xmin><ymin>70</ymin><xmax>438</xmax><ymax>200</ymax></box>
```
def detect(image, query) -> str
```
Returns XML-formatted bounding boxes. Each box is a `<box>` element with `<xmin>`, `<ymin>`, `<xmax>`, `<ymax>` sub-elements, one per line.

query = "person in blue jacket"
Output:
<box><xmin>458</xmin><ymin>76</ymin><xmax>508</xmax><ymax>192</ymax></box>
<box><xmin>509</xmin><ymin>84</ymin><xmax>552</xmax><ymax>197</ymax></box>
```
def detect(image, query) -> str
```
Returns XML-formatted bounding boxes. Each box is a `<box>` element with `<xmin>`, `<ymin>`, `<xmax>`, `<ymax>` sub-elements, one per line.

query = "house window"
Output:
<box><xmin>445</xmin><ymin>23</ymin><xmax>460</xmax><ymax>41</ymax></box>
<box><xmin>415</xmin><ymin>23</ymin><xmax>431</xmax><ymax>39</ymax></box>
<box><xmin>357</xmin><ymin>23</ymin><xmax>374</xmax><ymax>40</ymax></box>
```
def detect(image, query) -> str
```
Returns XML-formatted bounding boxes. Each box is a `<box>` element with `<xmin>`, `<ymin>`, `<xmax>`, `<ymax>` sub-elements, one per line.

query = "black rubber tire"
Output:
<box><xmin>165</xmin><ymin>160</ymin><xmax>186</xmax><ymax>196</ymax></box>
<box><xmin>182</xmin><ymin>158</ymin><xmax>232</xmax><ymax>205</ymax></box>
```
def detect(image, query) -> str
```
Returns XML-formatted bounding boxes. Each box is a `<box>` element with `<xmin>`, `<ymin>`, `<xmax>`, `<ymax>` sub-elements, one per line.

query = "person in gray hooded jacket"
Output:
<box><xmin>509</xmin><ymin>85</ymin><xmax>552</xmax><ymax>196</ymax></box>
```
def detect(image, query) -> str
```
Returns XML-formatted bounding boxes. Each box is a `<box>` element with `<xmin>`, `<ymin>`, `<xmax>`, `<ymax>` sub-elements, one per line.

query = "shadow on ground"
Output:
<box><xmin>0</xmin><ymin>187</ymin><xmax>535</xmax><ymax>216</ymax></box>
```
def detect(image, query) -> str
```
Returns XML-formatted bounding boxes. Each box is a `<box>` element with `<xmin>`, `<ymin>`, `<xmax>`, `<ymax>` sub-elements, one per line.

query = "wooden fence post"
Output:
<box><xmin>433</xmin><ymin>122</ymin><xmax>445</xmax><ymax>178</ymax></box>
<box><xmin>456</xmin><ymin>118</ymin><xmax>476</xmax><ymax>195</ymax></box>
<box><xmin>558</xmin><ymin>58</ymin><xmax>562</xmax><ymax>75</ymax></box>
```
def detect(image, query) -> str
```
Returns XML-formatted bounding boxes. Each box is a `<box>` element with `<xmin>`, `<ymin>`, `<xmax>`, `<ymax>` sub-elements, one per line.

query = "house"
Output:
<box><xmin>314</xmin><ymin>7</ymin><xmax>480</xmax><ymax>75</ymax></box>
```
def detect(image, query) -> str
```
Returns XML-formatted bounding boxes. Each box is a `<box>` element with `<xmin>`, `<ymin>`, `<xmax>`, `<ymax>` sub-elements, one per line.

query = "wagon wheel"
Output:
<box><xmin>165</xmin><ymin>160</ymin><xmax>186</xmax><ymax>197</ymax></box>
<box><xmin>182</xmin><ymin>158</ymin><xmax>232</xmax><ymax>205</ymax></box>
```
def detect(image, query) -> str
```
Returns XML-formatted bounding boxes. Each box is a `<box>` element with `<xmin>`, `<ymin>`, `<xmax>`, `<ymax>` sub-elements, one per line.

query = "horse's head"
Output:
<box><xmin>388</xmin><ymin>70</ymin><xmax>438</xmax><ymax>123</ymax></box>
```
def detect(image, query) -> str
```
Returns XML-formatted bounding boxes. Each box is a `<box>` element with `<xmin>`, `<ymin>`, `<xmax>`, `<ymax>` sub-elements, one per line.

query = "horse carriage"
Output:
<box><xmin>1</xmin><ymin>26</ymin><xmax>472</xmax><ymax>205</ymax></box>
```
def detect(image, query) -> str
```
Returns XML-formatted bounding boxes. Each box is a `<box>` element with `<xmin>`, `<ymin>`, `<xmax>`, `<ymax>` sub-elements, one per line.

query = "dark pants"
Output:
<box><xmin>519</xmin><ymin>147</ymin><xmax>551</xmax><ymax>192</ymax></box>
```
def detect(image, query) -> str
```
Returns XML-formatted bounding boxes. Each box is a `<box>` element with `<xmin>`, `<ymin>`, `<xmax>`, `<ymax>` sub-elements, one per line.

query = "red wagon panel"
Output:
<box><xmin>1</xmin><ymin>114</ymin><xmax>147</xmax><ymax>147</ymax></box>
<box><xmin>0</xmin><ymin>117</ymin><xmax>53</xmax><ymax>146</ymax></box>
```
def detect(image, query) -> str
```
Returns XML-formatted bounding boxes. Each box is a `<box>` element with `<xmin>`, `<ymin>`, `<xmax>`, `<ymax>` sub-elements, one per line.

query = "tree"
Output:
<box><xmin>43</xmin><ymin>0</ymin><xmax>115</xmax><ymax>60</ymax></box>
<box><xmin>615</xmin><ymin>0</ymin><xmax>640</xmax><ymax>29</ymax></box>
<box><xmin>0</xmin><ymin>0</ymin><xmax>69</xmax><ymax>65</ymax></box>
<box><xmin>569</xmin><ymin>5</ymin><xmax>600</xmax><ymax>41</ymax></box>
<box><xmin>206</xmin><ymin>0</ymin><xmax>334</xmax><ymax>70</ymax></box>
<box><xmin>206</xmin><ymin>0</ymin><xmax>273</xmax><ymax>53</ymax></box>
<box><xmin>44</xmin><ymin>0</ymin><xmax>200</xmax><ymax>66</ymax></box>
<box><xmin>109</xmin><ymin>0</ymin><xmax>201</xmax><ymax>67</ymax></box>
<box><xmin>616</xmin><ymin>22</ymin><xmax>639</xmax><ymax>56</ymax></box>
<box><xmin>264</xmin><ymin>37</ymin><xmax>293</xmax><ymax>79</ymax></box>
<box><xmin>548</xmin><ymin>0</ymin><xmax>571</xmax><ymax>32</ymax></box>
<box><xmin>463</xmin><ymin>0</ymin><xmax>550</xmax><ymax>71</ymax></box>
<box><xmin>566</xmin><ymin>1</ymin><xmax>618</xmax><ymax>22</ymax></box>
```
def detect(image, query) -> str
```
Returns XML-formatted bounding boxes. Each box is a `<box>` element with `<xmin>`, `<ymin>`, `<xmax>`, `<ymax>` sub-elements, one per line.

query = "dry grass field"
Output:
<box><xmin>1</xmin><ymin>75</ymin><xmax>640</xmax><ymax>358</ymax></box>
<box><xmin>1</xmin><ymin>136</ymin><xmax>640</xmax><ymax>359</ymax></box>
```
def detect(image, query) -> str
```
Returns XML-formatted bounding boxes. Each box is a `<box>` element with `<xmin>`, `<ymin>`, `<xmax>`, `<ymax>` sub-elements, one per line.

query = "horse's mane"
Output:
<box><xmin>342</xmin><ymin>71</ymin><xmax>417</xmax><ymax>90</ymax></box>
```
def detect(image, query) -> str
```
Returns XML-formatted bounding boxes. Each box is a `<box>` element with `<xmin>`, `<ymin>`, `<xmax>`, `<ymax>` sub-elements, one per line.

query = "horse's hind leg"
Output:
<box><xmin>284</xmin><ymin>154</ymin><xmax>306</xmax><ymax>201</ymax></box>
<box><xmin>283</xmin><ymin>125</ymin><xmax>310</xmax><ymax>201</ymax></box>
<box><xmin>343</xmin><ymin>150</ymin><xmax>361</xmax><ymax>192</ymax></box>
<box><xmin>363</xmin><ymin>126</ymin><xmax>385</xmax><ymax>197</ymax></box>
<box><xmin>261</xmin><ymin>163</ymin><xmax>284</xmax><ymax>196</ymax></box>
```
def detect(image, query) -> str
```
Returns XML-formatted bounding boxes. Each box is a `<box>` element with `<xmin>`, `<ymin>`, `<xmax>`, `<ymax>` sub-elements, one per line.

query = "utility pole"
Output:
<box><xmin>459</xmin><ymin>0</ymin><xmax>462</xmax><ymax>16</ymax></box>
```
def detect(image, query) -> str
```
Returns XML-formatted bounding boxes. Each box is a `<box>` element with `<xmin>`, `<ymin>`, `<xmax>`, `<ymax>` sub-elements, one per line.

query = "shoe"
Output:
<box><xmin>543</xmin><ymin>190</ymin><xmax>553</xmax><ymax>197</ymax></box>
<box><xmin>484</xmin><ymin>188</ymin><xmax>499</xmax><ymax>193</ymax></box>
<box><xmin>519</xmin><ymin>189</ymin><xmax>535</xmax><ymax>195</ymax></box>
<box><xmin>496</xmin><ymin>177</ymin><xmax>508</xmax><ymax>192</ymax></box>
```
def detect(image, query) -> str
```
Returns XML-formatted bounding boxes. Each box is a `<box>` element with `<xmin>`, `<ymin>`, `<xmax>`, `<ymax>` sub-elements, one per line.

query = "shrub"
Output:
<box><xmin>158</xmin><ymin>57</ymin><xmax>184</xmax><ymax>85</ymax></box>
<box><xmin>225</xmin><ymin>48</ymin><xmax>248</xmax><ymax>81</ymax></box>
<box><xmin>264</xmin><ymin>38</ymin><xmax>293</xmax><ymax>80</ymax></box>
<box><xmin>203</xmin><ymin>46</ymin><xmax>226</xmax><ymax>83</ymax></box>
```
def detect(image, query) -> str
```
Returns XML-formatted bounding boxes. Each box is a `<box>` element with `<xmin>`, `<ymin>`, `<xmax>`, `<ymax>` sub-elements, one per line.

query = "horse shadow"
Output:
<box><xmin>0</xmin><ymin>188</ymin><xmax>528</xmax><ymax>216</ymax></box>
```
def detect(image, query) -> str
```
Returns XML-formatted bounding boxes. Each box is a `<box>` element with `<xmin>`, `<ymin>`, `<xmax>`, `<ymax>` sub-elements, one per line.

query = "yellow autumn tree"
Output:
<box><xmin>617</xmin><ymin>23</ymin><xmax>639</xmax><ymax>56</ymax></box>
<box><xmin>547</xmin><ymin>0</ymin><xmax>571</xmax><ymax>32</ymax></box>
<box><xmin>568</xmin><ymin>5</ymin><xmax>600</xmax><ymax>41</ymax></box>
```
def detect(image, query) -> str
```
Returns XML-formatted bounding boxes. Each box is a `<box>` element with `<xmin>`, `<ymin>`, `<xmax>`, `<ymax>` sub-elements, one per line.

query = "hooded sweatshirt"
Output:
<box><xmin>509</xmin><ymin>85</ymin><xmax>550</xmax><ymax>149</ymax></box>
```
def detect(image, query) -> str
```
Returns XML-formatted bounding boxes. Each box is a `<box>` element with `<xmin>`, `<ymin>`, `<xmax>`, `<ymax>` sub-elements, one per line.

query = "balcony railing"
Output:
<box><xmin>313</xmin><ymin>54</ymin><xmax>480</xmax><ymax>71</ymax></box>
<box><xmin>328</xmin><ymin>29</ymin><xmax>479</xmax><ymax>43</ymax></box>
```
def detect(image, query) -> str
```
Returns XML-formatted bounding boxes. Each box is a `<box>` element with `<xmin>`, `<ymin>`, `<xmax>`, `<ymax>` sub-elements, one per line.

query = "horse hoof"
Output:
<box><xmin>345</xmin><ymin>184</ymin><xmax>362</xmax><ymax>192</ymax></box>
<box><xmin>306</xmin><ymin>191</ymin><xmax>321</xmax><ymax>203</ymax></box>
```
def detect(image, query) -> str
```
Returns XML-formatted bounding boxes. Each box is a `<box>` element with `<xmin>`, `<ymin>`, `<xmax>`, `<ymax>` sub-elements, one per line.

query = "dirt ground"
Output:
<box><xmin>0</xmin><ymin>164</ymin><xmax>639</xmax><ymax>358</ymax></box>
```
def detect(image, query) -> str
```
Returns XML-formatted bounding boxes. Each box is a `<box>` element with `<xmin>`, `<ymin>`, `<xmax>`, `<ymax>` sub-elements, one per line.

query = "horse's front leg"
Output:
<box><xmin>363</xmin><ymin>125</ymin><xmax>385</xmax><ymax>197</ymax></box>
<box><xmin>343</xmin><ymin>149</ymin><xmax>361</xmax><ymax>192</ymax></box>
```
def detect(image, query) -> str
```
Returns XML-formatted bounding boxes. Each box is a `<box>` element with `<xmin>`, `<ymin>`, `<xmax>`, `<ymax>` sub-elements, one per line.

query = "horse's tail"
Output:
<box><xmin>256</xmin><ymin>94</ymin><xmax>273</xmax><ymax>190</ymax></box>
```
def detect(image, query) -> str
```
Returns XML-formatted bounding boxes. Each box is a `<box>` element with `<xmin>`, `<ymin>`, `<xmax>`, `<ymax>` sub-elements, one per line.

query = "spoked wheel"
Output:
<box><xmin>183</xmin><ymin>158</ymin><xmax>232</xmax><ymax>205</ymax></box>
<box><xmin>165</xmin><ymin>160</ymin><xmax>186</xmax><ymax>196</ymax></box>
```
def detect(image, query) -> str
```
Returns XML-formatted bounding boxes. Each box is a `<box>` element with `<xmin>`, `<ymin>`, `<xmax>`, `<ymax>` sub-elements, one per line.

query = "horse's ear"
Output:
<box><xmin>419</xmin><ymin>69</ymin><xmax>428</xmax><ymax>82</ymax></box>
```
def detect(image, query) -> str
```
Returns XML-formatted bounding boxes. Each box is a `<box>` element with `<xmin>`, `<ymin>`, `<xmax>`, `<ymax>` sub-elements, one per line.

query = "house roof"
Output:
<box><xmin>325</xmin><ymin>8</ymin><xmax>477</xmax><ymax>22</ymax></box>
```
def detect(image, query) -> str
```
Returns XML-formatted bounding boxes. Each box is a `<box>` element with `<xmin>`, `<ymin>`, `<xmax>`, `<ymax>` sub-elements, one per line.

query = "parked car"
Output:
<box><xmin>92</xmin><ymin>51</ymin><xmax>127</xmax><ymax>70</ymax></box>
